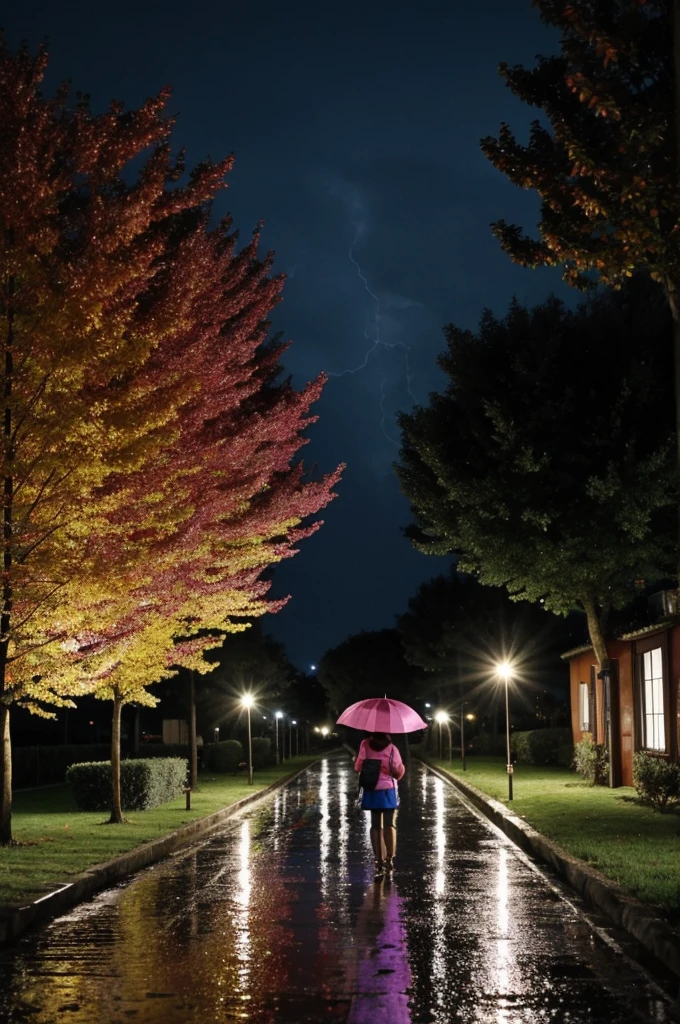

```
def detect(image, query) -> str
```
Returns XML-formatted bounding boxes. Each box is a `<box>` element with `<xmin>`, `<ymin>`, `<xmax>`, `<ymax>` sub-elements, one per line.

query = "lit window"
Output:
<box><xmin>579</xmin><ymin>682</ymin><xmax>590</xmax><ymax>732</ymax></box>
<box><xmin>640</xmin><ymin>647</ymin><xmax>666</xmax><ymax>752</ymax></box>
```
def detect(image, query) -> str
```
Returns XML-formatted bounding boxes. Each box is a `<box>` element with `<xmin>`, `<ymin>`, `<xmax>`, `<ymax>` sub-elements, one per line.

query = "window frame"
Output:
<box><xmin>635</xmin><ymin>633</ymin><xmax>670</xmax><ymax>755</ymax></box>
<box><xmin>578</xmin><ymin>680</ymin><xmax>591</xmax><ymax>733</ymax></box>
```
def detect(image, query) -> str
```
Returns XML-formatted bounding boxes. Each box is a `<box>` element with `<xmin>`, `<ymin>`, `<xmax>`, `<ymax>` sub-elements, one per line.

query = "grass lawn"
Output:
<box><xmin>426</xmin><ymin>754</ymin><xmax>680</xmax><ymax>921</ymax></box>
<box><xmin>0</xmin><ymin>756</ymin><xmax>316</xmax><ymax>906</ymax></box>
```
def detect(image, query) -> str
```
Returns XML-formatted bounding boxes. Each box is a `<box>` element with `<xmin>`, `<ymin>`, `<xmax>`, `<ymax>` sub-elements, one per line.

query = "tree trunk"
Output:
<box><xmin>109</xmin><ymin>696</ymin><xmax>125</xmax><ymax>824</ymax></box>
<box><xmin>0</xmin><ymin>259</ymin><xmax>15</xmax><ymax>845</ymax></box>
<box><xmin>0</xmin><ymin>704</ymin><xmax>11</xmax><ymax>844</ymax></box>
<box><xmin>581</xmin><ymin>595</ymin><xmax>609</xmax><ymax>672</ymax></box>
<box><xmin>189</xmin><ymin>671</ymin><xmax>198</xmax><ymax>791</ymax></box>
<box><xmin>581</xmin><ymin>595</ymin><xmax>616</xmax><ymax>788</ymax></box>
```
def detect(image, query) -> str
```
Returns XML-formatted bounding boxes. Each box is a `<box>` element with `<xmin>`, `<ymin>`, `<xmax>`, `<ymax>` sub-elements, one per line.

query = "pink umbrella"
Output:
<box><xmin>336</xmin><ymin>697</ymin><xmax>428</xmax><ymax>734</ymax></box>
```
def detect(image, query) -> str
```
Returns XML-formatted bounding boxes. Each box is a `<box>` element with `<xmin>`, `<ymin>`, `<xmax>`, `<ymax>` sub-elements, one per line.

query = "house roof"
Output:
<box><xmin>618</xmin><ymin>620</ymin><xmax>675</xmax><ymax>641</ymax></box>
<box><xmin>560</xmin><ymin>644</ymin><xmax>593</xmax><ymax>661</ymax></box>
<box><xmin>561</xmin><ymin>619</ymin><xmax>676</xmax><ymax>660</ymax></box>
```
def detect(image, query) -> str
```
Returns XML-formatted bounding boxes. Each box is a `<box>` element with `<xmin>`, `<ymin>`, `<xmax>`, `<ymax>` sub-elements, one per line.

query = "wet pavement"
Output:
<box><xmin>0</xmin><ymin>754</ymin><xmax>677</xmax><ymax>1023</ymax></box>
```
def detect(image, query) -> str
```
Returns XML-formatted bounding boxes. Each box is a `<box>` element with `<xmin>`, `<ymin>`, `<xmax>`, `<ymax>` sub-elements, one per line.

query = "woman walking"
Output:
<box><xmin>354</xmin><ymin>732</ymin><xmax>405</xmax><ymax>881</ymax></box>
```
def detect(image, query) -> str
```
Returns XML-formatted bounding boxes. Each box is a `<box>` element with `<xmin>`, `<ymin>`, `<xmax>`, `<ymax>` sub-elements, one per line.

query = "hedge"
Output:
<box><xmin>511</xmin><ymin>728</ymin><xmax>572</xmax><ymax>766</ymax></box>
<box><xmin>251</xmin><ymin>736</ymin><xmax>274</xmax><ymax>768</ymax></box>
<box><xmin>66</xmin><ymin>758</ymin><xmax>188</xmax><ymax>812</ymax></box>
<box><xmin>633</xmin><ymin>751</ymin><xmax>680</xmax><ymax>811</ymax></box>
<box><xmin>203</xmin><ymin>740</ymin><xmax>243</xmax><ymax>773</ymax></box>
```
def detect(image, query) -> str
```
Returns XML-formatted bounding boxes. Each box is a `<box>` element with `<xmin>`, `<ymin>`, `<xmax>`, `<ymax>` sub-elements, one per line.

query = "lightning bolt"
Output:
<box><xmin>327</xmin><ymin>201</ymin><xmax>416</xmax><ymax>447</ymax></box>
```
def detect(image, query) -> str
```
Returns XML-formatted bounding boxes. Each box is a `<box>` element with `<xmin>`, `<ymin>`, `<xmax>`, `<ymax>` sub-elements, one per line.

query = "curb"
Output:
<box><xmin>0</xmin><ymin>761</ymin><xmax>316</xmax><ymax>948</ymax></box>
<box><xmin>419</xmin><ymin>757</ymin><xmax>680</xmax><ymax>982</ymax></box>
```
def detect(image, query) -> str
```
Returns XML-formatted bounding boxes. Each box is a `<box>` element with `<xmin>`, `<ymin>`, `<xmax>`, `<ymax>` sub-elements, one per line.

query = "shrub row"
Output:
<box><xmin>572</xmin><ymin>733</ymin><xmax>609</xmax><ymax>785</ymax></box>
<box><xmin>511</xmin><ymin>728</ymin><xmax>572</xmax><ymax>766</ymax></box>
<box><xmin>203</xmin><ymin>740</ymin><xmax>243</xmax><ymax>773</ymax></box>
<box><xmin>66</xmin><ymin>758</ymin><xmax>188</xmax><ymax>811</ymax></box>
<box><xmin>633</xmin><ymin>752</ymin><xmax>680</xmax><ymax>812</ymax></box>
<box><xmin>13</xmin><ymin>743</ymin><xmax>112</xmax><ymax>789</ymax></box>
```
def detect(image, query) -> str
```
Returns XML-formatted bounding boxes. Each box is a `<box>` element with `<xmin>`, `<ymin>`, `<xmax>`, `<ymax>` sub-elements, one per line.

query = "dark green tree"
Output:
<box><xmin>398</xmin><ymin>569</ymin><xmax>575</xmax><ymax>705</ymax></box>
<box><xmin>318</xmin><ymin>629</ymin><xmax>420</xmax><ymax>717</ymax></box>
<box><xmin>481</xmin><ymin>0</ymin><xmax>680</xmax><ymax>537</ymax></box>
<box><xmin>396</xmin><ymin>283</ymin><xmax>677</xmax><ymax>672</ymax></box>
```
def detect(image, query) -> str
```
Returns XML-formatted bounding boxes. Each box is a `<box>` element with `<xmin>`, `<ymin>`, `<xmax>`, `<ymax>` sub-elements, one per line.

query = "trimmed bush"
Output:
<box><xmin>203</xmin><ymin>740</ymin><xmax>243</xmax><ymax>773</ymax></box>
<box><xmin>13</xmin><ymin>743</ymin><xmax>111</xmax><ymax>789</ymax></box>
<box><xmin>573</xmin><ymin>733</ymin><xmax>609</xmax><ymax>785</ymax></box>
<box><xmin>511</xmin><ymin>728</ymin><xmax>572</xmax><ymax>766</ymax></box>
<box><xmin>138</xmin><ymin>743</ymin><xmax>190</xmax><ymax>760</ymax></box>
<box><xmin>633</xmin><ymin>752</ymin><xmax>680</xmax><ymax>812</ymax></box>
<box><xmin>251</xmin><ymin>736</ymin><xmax>273</xmax><ymax>768</ymax></box>
<box><xmin>66</xmin><ymin>758</ymin><xmax>187</xmax><ymax>812</ymax></box>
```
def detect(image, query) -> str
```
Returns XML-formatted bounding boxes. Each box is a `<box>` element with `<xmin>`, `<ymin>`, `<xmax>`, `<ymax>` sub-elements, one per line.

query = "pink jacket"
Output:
<box><xmin>354</xmin><ymin>739</ymin><xmax>405</xmax><ymax>790</ymax></box>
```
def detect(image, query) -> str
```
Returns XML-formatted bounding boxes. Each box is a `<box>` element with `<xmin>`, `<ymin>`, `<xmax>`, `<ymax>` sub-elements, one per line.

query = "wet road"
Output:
<box><xmin>0</xmin><ymin>754</ymin><xmax>677</xmax><ymax>1023</ymax></box>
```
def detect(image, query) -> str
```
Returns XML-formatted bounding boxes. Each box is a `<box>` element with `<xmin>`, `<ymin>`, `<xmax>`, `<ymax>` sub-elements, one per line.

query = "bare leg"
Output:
<box><xmin>384</xmin><ymin>810</ymin><xmax>396</xmax><ymax>871</ymax></box>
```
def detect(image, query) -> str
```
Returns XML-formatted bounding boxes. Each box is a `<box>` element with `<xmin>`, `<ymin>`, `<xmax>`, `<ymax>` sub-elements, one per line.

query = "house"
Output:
<box><xmin>563</xmin><ymin>594</ymin><xmax>680</xmax><ymax>786</ymax></box>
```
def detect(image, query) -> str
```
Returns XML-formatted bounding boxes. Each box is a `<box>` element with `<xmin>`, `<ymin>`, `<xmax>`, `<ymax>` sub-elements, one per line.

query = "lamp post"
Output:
<box><xmin>435</xmin><ymin>711</ymin><xmax>451</xmax><ymax>761</ymax></box>
<box><xmin>291</xmin><ymin>720</ymin><xmax>298</xmax><ymax>756</ymax></box>
<box><xmin>241</xmin><ymin>694</ymin><xmax>254</xmax><ymax>785</ymax></box>
<box><xmin>460</xmin><ymin>710</ymin><xmax>475</xmax><ymax>771</ymax></box>
<box><xmin>275</xmin><ymin>711</ymin><xmax>282</xmax><ymax>765</ymax></box>
<box><xmin>496</xmin><ymin>662</ymin><xmax>514</xmax><ymax>801</ymax></box>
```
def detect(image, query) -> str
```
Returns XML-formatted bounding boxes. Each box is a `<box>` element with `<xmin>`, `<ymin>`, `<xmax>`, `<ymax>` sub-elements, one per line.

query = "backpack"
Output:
<box><xmin>359</xmin><ymin>757</ymin><xmax>382</xmax><ymax>792</ymax></box>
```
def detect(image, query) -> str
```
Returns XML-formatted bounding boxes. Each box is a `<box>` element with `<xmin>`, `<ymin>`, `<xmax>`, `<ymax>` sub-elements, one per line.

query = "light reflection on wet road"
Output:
<box><xmin>0</xmin><ymin>755</ymin><xmax>676</xmax><ymax>1023</ymax></box>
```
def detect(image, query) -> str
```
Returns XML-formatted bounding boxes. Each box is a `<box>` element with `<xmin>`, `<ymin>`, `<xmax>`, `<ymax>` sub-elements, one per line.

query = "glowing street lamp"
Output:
<box><xmin>240</xmin><ymin>694</ymin><xmax>255</xmax><ymax>785</ymax></box>
<box><xmin>495</xmin><ymin>661</ymin><xmax>515</xmax><ymax>801</ymax></box>
<box><xmin>321</xmin><ymin>726</ymin><xmax>329</xmax><ymax>738</ymax></box>
<box><xmin>435</xmin><ymin>711</ymin><xmax>452</xmax><ymax>761</ymax></box>
<box><xmin>460</xmin><ymin>704</ymin><xmax>475</xmax><ymax>772</ymax></box>
<box><xmin>275</xmin><ymin>711</ymin><xmax>283</xmax><ymax>765</ymax></box>
<box><xmin>291</xmin><ymin>719</ymin><xmax>298</xmax><ymax>756</ymax></box>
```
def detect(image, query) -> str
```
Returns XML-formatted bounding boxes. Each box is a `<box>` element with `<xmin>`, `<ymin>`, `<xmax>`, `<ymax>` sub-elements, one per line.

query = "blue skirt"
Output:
<box><xmin>361</xmin><ymin>787</ymin><xmax>398</xmax><ymax>810</ymax></box>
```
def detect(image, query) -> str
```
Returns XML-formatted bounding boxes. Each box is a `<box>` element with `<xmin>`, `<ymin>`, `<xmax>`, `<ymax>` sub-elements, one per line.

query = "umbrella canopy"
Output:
<box><xmin>336</xmin><ymin>697</ymin><xmax>428</xmax><ymax>734</ymax></box>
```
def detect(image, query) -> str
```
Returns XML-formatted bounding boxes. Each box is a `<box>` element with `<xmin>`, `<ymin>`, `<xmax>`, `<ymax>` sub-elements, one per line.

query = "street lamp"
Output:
<box><xmin>240</xmin><ymin>694</ymin><xmax>254</xmax><ymax>785</ymax></box>
<box><xmin>275</xmin><ymin>711</ymin><xmax>283</xmax><ymax>765</ymax></box>
<box><xmin>495</xmin><ymin>661</ymin><xmax>515</xmax><ymax>801</ymax></box>
<box><xmin>321</xmin><ymin>726</ymin><xmax>329</xmax><ymax>739</ymax></box>
<box><xmin>291</xmin><ymin>719</ymin><xmax>298</xmax><ymax>756</ymax></box>
<box><xmin>435</xmin><ymin>711</ymin><xmax>452</xmax><ymax>762</ymax></box>
<box><xmin>460</xmin><ymin>710</ymin><xmax>475</xmax><ymax>772</ymax></box>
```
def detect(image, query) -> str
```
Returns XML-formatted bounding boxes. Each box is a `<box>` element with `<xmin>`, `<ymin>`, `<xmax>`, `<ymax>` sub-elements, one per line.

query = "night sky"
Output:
<box><xmin>5</xmin><ymin>1</ymin><xmax>567</xmax><ymax>670</ymax></box>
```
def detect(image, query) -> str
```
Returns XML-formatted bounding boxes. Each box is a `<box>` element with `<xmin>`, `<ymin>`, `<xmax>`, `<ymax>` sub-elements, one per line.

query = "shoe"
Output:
<box><xmin>384</xmin><ymin>856</ymin><xmax>394</xmax><ymax>874</ymax></box>
<box><xmin>374</xmin><ymin>860</ymin><xmax>384</xmax><ymax>881</ymax></box>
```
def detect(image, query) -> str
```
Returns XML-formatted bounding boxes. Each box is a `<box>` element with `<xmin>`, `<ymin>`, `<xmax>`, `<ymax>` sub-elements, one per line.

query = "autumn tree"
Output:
<box><xmin>396</xmin><ymin>283</ymin><xmax>677</xmax><ymax>676</ymax></box>
<box><xmin>480</xmin><ymin>0</ymin><xmax>680</xmax><ymax>544</ymax></box>
<box><xmin>0</xmin><ymin>42</ymin><xmax>341</xmax><ymax>836</ymax></box>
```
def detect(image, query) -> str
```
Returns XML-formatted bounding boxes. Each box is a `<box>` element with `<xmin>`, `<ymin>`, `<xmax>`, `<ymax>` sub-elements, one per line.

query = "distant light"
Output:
<box><xmin>276</xmin><ymin>710</ymin><xmax>283</xmax><ymax>719</ymax></box>
<box><xmin>465</xmin><ymin>713</ymin><xmax>475</xmax><ymax>721</ymax></box>
<box><xmin>310</xmin><ymin>664</ymin><xmax>317</xmax><ymax>672</ymax></box>
<box><xmin>435</xmin><ymin>711</ymin><xmax>449</xmax><ymax>724</ymax></box>
<box><xmin>291</xmin><ymin>719</ymin><xmax>297</xmax><ymax>725</ymax></box>
<box><xmin>241</xmin><ymin>694</ymin><xmax>254</xmax><ymax>709</ymax></box>
<box><xmin>424</xmin><ymin>703</ymin><xmax>431</xmax><ymax>708</ymax></box>
<box><xmin>321</xmin><ymin>726</ymin><xmax>329</xmax><ymax>736</ymax></box>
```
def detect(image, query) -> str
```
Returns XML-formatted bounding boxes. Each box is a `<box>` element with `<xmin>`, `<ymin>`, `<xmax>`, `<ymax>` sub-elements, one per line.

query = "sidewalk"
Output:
<box><xmin>419</xmin><ymin>755</ymin><xmax>680</xmax><ymax>984</ymax></box>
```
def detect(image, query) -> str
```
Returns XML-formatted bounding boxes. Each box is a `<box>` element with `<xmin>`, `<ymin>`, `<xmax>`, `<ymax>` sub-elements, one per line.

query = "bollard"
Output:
<box><xmin>184</xmin><ymin>787</ymin><xmax>191</xmax><ymax>811</ymax></box>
